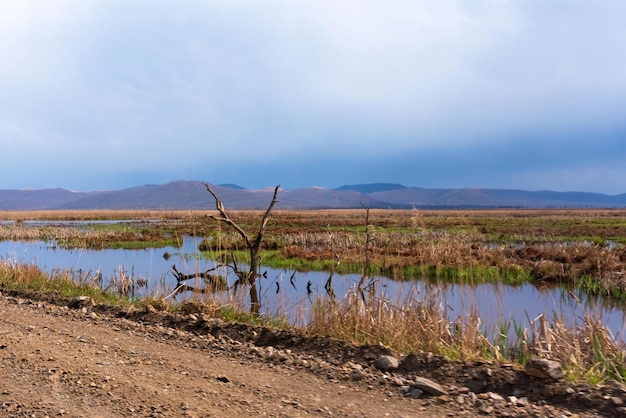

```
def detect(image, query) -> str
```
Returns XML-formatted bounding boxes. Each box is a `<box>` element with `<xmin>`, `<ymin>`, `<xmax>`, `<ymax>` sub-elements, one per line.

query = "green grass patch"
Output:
<box><xmin>0</xmin><ymin>262</ymin><xmax>125</xmax><ymax>305</ymax></box>
<box><xmin>99</xmin><ymin>239</ymin><xmax>179</xmax><ymax>250</ymax></box>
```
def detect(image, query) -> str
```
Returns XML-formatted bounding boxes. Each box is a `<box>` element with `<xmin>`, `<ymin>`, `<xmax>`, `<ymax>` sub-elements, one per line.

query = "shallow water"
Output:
<box><xmin>1</xmin><ymin>237</ymin><xmax>624</xmax><ymax>341</ymax></box>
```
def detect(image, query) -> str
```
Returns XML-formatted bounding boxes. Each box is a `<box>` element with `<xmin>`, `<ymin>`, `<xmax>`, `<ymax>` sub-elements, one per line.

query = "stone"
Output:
<box><xmin>409</xmin><ymin>388</ymin><xmax>424</xmax><ymax>399</ymax></box>
<box><xmin>487</xmin><ymin>392</ymin><xmax>505</xmax><ymax>403</ymax></box>
<box><xmin>466</xmin><ymin>379</ymin><xmax>487</xmax><ymax>393</ymax></box>
<box><xmin>68</xmin><ymin>296</ymin><xmax>94</xmax><ymax>309</ymax></box>
<box><xmin>479</xmin><ymin>405</ymin><xmax>494</xmax><ymax>415</ymax></box>
<box><xmin>524</xmin><ymin>356</ymin><xmax>564</xmax><ymax>380</ymax></box>
<box><xmin>375</xmin><ymin>355</ymin><xmax>399</xmax><ymax>371</ymax></box>
<box><xmin>398</xmin><ymin>353</ymin><xmax>421</xmax><ymax>372</ymax></box>
<box><xmin>350</xmin><ymin>370</ymin><xmax>365</xmax><ymax>381</ymax></box>
<box><xmin>398</xmin><ymin>386</ymin><xmax>411</xmax><ymax>397</ymax></box>
<box><xmin>412</xmin><ymin>376</ymin><xmax>448</xmax><ymax>396</ymax></box>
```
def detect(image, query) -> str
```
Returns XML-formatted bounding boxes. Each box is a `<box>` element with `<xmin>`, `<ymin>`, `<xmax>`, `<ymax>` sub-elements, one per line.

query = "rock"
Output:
<box><xmin>350</xmin><ymin>370</ymin><xmax>365</xmax><ymax>381</ymax></box>
<box><xmin>398</xmin><ymin>385</ymin><xmax>411</xmax><ymax>395</ymax></box>
<box><xmin>487</xmin><ymin>392</ymin><xmax>505</xmax><ymax>403</ymax></box>
<box><xmin>409</xmin><ymin>388</ymin><xmax>424</xmax><ymax>399</ymax></box>
<box><xmin>611</xmin><ymin>396</ymin><xmax>624</xmax><ymax>406</ymax></box>
<box><xmin>466</xmin><ymin>379</ymin><xmax>487</xmax><ymax>393</ymax></box>
<box><xmin>398</xmin><ymin>353</ymin><xmax>421</xmax><ymax>372</ymax></box>
<box><xmin>524</xmin><ymin>356</ymin><xmax>564</xmax><ymax>380</ymax></box>
<box><xmin>375</xmin><ymin>355</ymin><xmax>399</xmax><ymax>371</ymax></box>
<box><xmin>389</xmin><ymin>376</ymin><xmax>404</xmax><ymax>386</ymax></box>
<box><xmin>68</xmin><ymin>296</ymin><xmax>94</xmax><ymax>309</ymax></box>
<box><xmin>412</xmin><ymin>376</ymin><xmax>448</xmax><ymax>396</ymax></box>
<box><xmin>479</xmin><ymin>405</ymin><xmax>494</xmax><ymax>415</ymax></box>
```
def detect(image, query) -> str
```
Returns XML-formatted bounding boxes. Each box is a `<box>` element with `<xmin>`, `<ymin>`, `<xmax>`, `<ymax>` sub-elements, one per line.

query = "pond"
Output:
<box><xmin>1</xmin><ymin>236</ymin><xmax>625</xmax><ymax>342</ymax></box>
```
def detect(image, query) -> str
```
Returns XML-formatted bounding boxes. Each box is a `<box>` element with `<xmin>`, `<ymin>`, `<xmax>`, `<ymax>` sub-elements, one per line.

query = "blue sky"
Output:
<box><xmin>1</xmin><ymin>1</ymin><xmax>625</xmax><ymax>194</ymax></box>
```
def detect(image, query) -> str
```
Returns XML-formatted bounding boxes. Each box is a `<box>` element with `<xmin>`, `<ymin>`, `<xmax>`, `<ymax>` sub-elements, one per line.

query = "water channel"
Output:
<box><xmin>1</xmin><ymin>235</ymin><xmax>624</xmax><ymax>342</ymax></box>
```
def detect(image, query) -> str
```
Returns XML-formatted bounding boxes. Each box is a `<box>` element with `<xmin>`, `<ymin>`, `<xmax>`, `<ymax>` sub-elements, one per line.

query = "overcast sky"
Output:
<box><xmin>1</xmin><ymin>1</ymin><xmax>625</xmax><ymax>194</ymax></box>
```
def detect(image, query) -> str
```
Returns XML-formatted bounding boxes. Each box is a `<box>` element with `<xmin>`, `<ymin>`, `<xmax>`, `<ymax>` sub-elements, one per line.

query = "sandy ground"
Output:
<box><xmin>0</xmin><ymin>293</ymin><xmax>453</xmax><ymax>417</ymax></box>
<box><xmin>0</xmin><ymin>291</ymin><xmax>620</xmax><ymax>417</ymax></box>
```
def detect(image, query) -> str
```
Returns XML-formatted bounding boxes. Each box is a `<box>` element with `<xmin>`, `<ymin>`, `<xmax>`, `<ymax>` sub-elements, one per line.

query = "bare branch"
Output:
<box><xmin>360</xmin><ymin>202</ymin><xmax>372</xmax><ymax>283</ymax></box>
<box><xmin>204</xmin><ymin>183</ymin><xmax>252</xmax><ymax>247</ymax></box>
<box><xmin>171</xmin><ymin>264</ymin><xmax>223</xmax><ymax>283</ymax></box>
<box><xmin>171</xmin><ymin>264</ymin><xmax>228</xmax><ymax>292</ymax></box>
<box><xmin>253</xmin><ymin>184</ymin><xmax>280</xmax><ymax>248</ymax></box>
<box><xmin>202</xmin><ymin>183</ymin><xmax>280</xmax><ymax>314</ymax></box>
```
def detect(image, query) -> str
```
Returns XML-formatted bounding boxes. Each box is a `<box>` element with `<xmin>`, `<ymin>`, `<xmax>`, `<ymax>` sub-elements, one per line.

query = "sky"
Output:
<box><xmin>1</xmin><ymin>1</ymin><xmax>625</xmax><ymax>194</ymax></box>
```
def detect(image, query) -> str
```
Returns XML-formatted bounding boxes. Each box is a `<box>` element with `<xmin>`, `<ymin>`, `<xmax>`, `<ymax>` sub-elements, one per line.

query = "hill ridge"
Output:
<box><xmin>0</xmin><ymin>181</ymin><xmax>625</xmax><ymax>210</ymax></box>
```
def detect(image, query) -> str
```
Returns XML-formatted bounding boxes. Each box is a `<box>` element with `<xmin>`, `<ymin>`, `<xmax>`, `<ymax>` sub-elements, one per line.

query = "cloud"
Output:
<box><xmin>0</xmin><ymin>1</ymin><xmax>625</xmax><ymax>192</ymax></box>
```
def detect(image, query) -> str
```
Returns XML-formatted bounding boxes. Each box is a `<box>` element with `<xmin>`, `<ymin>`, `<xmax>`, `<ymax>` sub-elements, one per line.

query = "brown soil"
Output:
<box><xmin>1</xmin><ymin>290</ymin><xmax>623</xmax><ymax>417</ymax></box>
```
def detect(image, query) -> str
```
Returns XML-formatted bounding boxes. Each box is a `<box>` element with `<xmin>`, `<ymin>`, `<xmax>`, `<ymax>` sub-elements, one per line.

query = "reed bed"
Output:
<box><xmin>2</xmin><ymin>209</ymin><xmax>626</xmax><ymax>384</ymax></box>
<box><xmin>1</xmin><ymin>256</ymin><xmax>625</xmax><ymax>383</ymax></box>
<box><xmin>305</xmin><ymin>281</ymin><xmax>626</xmax><ymax>383</ymax></box>
<box><xmin>0</xmin><ymin>222</ymin><xmax>177</xmax><ymax>249</ymax></box>
<box><xmin>273</xmin><ymin>229</ymin><xmax>626</xmax><ymax>297</ymax></box>
<box><xmin>0</xmin><ymin>209</ymin><xmax>196</xmax><ymax>221</ymax></box>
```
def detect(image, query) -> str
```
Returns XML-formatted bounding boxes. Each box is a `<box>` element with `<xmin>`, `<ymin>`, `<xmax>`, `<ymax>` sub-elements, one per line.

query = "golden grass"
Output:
<box><xmin>2</xmin><ymin>208</ymin><xmax>626</xmax><ymax>383</ymax></box>
<box><xmin>0</xmin><ymin>209</ymin><xmax>203</xmax><ymax>221</ymax></box>
<box><xmin>1</xmin><ymin>255</ymin><xmax>625</xmax><ymax>383</ymax></box>
<box><xmin>305</xmin><ymin>283</ymin><xmax>626</xmax><ymax>382</ymax></box>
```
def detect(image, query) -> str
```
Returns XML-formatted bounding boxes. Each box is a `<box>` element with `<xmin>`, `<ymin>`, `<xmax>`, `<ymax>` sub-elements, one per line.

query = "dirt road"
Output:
<box><xmin>0</xmin><ymin>291</ymin><xmax>619</xmax><ymax>417</ymax></box>
<box><xmin>0</xmin><ymin>292</ymin><xmax>453</xmax><ymax>418</ymax></box>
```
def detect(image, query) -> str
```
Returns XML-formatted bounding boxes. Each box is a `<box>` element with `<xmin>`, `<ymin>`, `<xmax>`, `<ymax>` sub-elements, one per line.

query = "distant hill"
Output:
<box><xmin>218</xmin><ymin>183</ymin><xmax>246</xmax><ymax>190</ymax></box>
<box><xmin>369</xmin><ymin>187</ymin><xmax>626</xmax><ymax>209</ymax></box>
<box><xmin>1</xmin><ymin>181</ymin><xmax>625</xmax><ymax>210</ymax></box>
<box><xmin>334</xmin><ymin>183</ymin><xmax>408</xmax><ymax>194</ymax></box>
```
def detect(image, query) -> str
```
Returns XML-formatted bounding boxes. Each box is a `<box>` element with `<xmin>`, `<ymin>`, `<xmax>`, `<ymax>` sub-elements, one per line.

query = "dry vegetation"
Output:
<box><xmin>1</xmin><ymin>208</ymin><xmax>626</xmax><ymax>383</ymax></box>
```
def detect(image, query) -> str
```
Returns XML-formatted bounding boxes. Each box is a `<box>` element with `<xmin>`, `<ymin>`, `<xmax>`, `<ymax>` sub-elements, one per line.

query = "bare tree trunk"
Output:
<box><xmin>360</xmin><ymin>203</ymin><xmax>372</xmax><ymax>286</ymax></box>
<box><xmin>204</xmin><ymin>183</ymin><xmax>279</xmax><ymax>314</ymax></box>
<box><xmin>247</xmin><ymin>246</ymin><xmax>261</xmax><ymax>313</ymax></box>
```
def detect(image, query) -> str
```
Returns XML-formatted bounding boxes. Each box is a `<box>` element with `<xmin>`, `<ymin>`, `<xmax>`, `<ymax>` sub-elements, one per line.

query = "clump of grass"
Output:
<box><xmin>524</xmin><ymin>312</ymin><xmax>626</xmax><ymax>383</ymax></box>
<box><xmin>0</xmin><ymin>258</ymin><xmax>120</xmax><ymax>304</ymax></box>
<box><xmin>305</xmin><ymin>279</ymin><xmax>626</xmax><ymax>384</ymax></box>
<box><xmin>306</xmin><ymin>282</ymin><xmax>489</xmax><ymax>358</ymax></box>
<box><xmin>0</xmin><ymin>221</ymin><xmax>178</xmax><ymax>250</ymax></box>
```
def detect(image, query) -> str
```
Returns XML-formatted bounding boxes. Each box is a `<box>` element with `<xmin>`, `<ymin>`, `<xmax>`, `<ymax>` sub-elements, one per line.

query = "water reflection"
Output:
<box><xmin>1</xmin><ymin>236</ymin><xmax>624</xmax><ymax>341</ymax></box>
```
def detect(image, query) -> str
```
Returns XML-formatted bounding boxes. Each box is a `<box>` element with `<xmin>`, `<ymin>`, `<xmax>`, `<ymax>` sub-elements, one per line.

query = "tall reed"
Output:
<box><xmin>305</xmin><ymin>279</ymin><xmax>626</xmax><ymax>383</ymax></box>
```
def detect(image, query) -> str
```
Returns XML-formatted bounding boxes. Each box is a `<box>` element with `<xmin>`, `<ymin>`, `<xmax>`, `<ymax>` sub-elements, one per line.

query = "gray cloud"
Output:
<box><xmin>0</xmin><ymin>1</ymin><xmax>625</xmax><ymax>193</ymax></box>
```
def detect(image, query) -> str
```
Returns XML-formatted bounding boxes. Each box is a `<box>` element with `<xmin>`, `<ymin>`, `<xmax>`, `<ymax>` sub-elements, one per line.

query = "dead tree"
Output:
<box><xmin>204</xmin><ymin>183</ymin><xmax>279</xmax><ymax>314</ymax></box>
<box><xmin>170</xmin><ymin>264</ymin><xmax>228</xmax><ymax>296</ymax></box>
<box><xmin>360</xmin><ymin>202</ymin><xmax>373</xmax><ymax>284</ymax></box>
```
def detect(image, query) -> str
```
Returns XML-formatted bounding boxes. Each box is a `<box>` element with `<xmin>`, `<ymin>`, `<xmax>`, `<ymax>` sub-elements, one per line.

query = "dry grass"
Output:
<box><xmin>0</xmin><ymin>210</ymin><xmax>198</xmax><ymax>220</ymax></box>
<box><xmin>0</xmin><ymin>222</ymin><xmax>118</xmax><ymax>243</ymax></box>
<box><xmin>523</xmin><ymin>312</ymin><xmax>626</xmax><ymax>383</ymax></box>
<box><xmin>305</xmin><ymin>282</ymin><xmax>626</xmax><ymax>382</ymax></box>
<box><xmin>2</xmin><ymin>254</ymin><xmax>625</xmax><ymax>383</ymax></box>
<box><xmin>2</xmin><ymin>208</ymin><xmax>626</xmax><ymax>383</ymax></box>
<box><xmin>305</xmin><ymin>282</ymin><xmax>486</xmax><ymax>357</ymax></box>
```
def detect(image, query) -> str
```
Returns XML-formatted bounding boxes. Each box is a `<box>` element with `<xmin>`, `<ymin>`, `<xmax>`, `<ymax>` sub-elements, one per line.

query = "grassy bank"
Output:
<box><xmin>2</xmin><ymin>209</ymin><xmax>626</xmax><ymax>384</ymax></box>
<box><xmin>1</xmin><ymin>258</ymin><xmax>624</xmax><ymax>384</ymax></box>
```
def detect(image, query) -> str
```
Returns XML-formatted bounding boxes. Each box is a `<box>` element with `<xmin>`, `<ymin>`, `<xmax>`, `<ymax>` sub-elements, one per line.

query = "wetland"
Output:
<box><xmin>1</xmin><ymin>208</ymin><xmax>626</xmax><ymax>383</ymax></box>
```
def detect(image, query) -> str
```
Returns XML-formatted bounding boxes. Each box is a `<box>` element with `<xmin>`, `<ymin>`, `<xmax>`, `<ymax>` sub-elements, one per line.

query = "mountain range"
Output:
<box><xmin>1</xmin><ymin>181</ymin><xmax>626</xmax><ymax>210</ymax></box>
